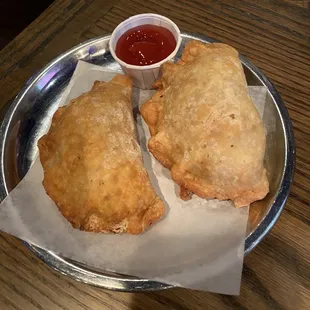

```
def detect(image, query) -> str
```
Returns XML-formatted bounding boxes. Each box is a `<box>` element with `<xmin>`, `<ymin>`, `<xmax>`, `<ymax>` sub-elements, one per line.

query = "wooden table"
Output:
<box><xmin>0</xmin><ymin>0</ymin><xmax>309</xmax><ymax>309</ymax></box>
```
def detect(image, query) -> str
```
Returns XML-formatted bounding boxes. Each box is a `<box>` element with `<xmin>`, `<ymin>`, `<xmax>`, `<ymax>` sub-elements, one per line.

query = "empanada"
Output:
<box><xmin>141</xmin><ymin>40</ymin><xmax>269</xmax><ymax>207</ymax></box>
<box><xmin>38</xmin><ymin>75</ymin><xmax>165</xmax><ymax>234</ymax></box>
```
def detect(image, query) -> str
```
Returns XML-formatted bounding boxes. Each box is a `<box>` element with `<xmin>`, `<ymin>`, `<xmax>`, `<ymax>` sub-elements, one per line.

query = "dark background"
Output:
<box><xmin>0</xmin><ymin>0</ymin><xmax>54</xmax><ymax>50</ymax></box>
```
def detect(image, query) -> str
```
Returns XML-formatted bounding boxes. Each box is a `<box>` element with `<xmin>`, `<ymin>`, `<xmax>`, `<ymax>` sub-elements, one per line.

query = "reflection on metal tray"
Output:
<box><xmin>0</xmin><ymin>33</ymin><xmax>295</xmax><ymax>291</ymax></box>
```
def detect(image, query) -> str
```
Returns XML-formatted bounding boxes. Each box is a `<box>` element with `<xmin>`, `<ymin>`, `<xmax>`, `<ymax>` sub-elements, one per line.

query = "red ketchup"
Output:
<box><xmin>115</xmin><ymin>24</ymin><xmax>176</xmax><ymax>66</ymax></box>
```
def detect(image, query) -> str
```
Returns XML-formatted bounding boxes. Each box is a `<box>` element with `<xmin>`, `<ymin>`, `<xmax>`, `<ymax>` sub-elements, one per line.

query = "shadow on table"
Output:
<box><xmin>128</xmin><ymin>288</ymin><xmax>240</xmax><ymax>310</ymax></box>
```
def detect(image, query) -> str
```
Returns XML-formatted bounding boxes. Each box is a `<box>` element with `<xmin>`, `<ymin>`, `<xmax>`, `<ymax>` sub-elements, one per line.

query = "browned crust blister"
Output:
<box><xmin>141</xmin><ymin>40</ymin><xmax>269</xmax><ymax>207</ymax></box>
<box><xmin>38</xmin><ymin>75</ymin><xmax>165</xmax><ymax>234</ymax></box>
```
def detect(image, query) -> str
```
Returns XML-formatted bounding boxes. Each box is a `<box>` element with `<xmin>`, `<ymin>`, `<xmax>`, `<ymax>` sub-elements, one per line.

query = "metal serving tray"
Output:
<box><xmin>0</xmin><ymin>33</ymin><xmax>295</xmax><ymax>291</ymax></box>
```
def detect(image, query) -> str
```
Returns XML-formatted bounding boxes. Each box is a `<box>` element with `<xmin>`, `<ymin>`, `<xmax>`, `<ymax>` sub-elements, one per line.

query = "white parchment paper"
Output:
<box><xmin>0</xmin><ymin>61</ymin><xmax>267</xmax><ymax>294</ymax></box>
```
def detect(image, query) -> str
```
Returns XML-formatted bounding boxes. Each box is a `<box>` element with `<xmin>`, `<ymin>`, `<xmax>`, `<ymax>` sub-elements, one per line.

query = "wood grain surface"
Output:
<box><xmin>0</xmin><ymin>0</ymin><xmax>309</xmax><ymax>309</ymax></box>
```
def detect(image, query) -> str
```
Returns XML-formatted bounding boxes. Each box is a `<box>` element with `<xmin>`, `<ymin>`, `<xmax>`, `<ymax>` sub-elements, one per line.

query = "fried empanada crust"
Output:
<box><xmin>141</xmin><ymin>40</ymin><xmax>269</xmax><ymax>207</ymax></box>
<box><xmin>38</xmin><ymin>75</ymin><xmax>165</xmax><ymax>234</ymax></box>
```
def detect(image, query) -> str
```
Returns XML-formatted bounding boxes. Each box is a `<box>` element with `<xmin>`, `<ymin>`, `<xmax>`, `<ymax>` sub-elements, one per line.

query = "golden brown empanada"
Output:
<box><xmin>38</xmin><ymin>75</ymin><xmax>165</xmax><ymax>234</ymax></box>
<box><xmin>141</xmin><ymin>40</ymin><xmax>269</xmax><ymax>207</ymax></box>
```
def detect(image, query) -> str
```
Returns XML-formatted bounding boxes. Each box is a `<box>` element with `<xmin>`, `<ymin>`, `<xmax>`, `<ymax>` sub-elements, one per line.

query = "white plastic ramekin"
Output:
<box><xmin>109</xmin><ymin>13</ymin><xmax>181</xmax><ymax>89</ymax></box>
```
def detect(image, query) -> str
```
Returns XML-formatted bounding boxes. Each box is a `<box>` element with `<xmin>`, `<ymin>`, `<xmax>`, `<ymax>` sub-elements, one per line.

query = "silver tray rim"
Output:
<box><xmin>0</xmin><ymin>33</ymin><xmax>295</xmax><ymax>291</ymax></box>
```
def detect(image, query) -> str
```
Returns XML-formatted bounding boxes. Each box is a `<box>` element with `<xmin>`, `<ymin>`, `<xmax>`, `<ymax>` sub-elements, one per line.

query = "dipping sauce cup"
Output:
<box><xmin>109</xmin><ymin>13</ymin><xmax>181</xmax><ymax>89</ymax></box>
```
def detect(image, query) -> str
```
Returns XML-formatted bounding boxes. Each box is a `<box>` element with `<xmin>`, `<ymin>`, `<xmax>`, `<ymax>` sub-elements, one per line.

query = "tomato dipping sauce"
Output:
<box><xmin>115</xmin><ymin>24</ymin><xmax>177</xmax><ymax>66</ymax></box>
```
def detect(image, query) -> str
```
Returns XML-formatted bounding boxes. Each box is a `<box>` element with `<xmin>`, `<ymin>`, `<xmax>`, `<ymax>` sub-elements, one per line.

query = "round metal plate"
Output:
<box><xmin>0</xmin><ymin>33</ymin><xmax>295</xmax><ymax>291</ymax></box>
